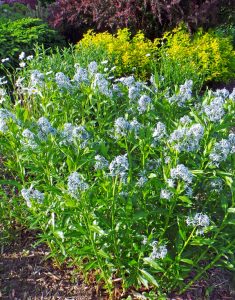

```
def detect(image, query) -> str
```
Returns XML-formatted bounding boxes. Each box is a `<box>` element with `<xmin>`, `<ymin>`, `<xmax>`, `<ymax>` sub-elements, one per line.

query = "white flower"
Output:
<box><xmin>94</xmin><ymin>155</ymin><xmax>109</xmax><ymax>170</ymax></box>
<box><xmin>0</xmin><ymin>109</ymin><xmax>16</xmax><ymax>133</ymax></box>
<box><xmin>0</xmin><ymin>76</ymin><xmax>7</xmax><ymax>85</ymax></box>
<box><xmin>0</xmin><ymin>88</ymin><xmax>6</xmax><ymax>104</ymax></box>
<box><xmin>167</xmin><ymin>178</ymin><xmax>175</xmax><ymax>188</ymax></box>
<box><xmin>128</xmin><ymin>86</ymin><xmax>140</xmax><ymax>100</ymax></box>
<box><xmin>1</xmin><ymin>58</ymin><xmax>9</xmax><ymax>63</ymax></box>
<box><xmin>101</xmin><ymin>60</ymin><xmax>108</xmax><ymax>64</ymax></box>
<box><xmin>55</xmin><ymin>72</ymin><xmax>72</xmax><ymax>90</ymax></box>
<box><xmin>93</xmin><ymin>73</ymin><xmax>112</xmax><ymax>97</ymax></box>
<box><xmin>30</xmin><ymin>70</ymin><xmax>44</xmax><ymax>86</ymax></box>
<box><xmin>118</xmin><ymin>76</ymin><xmax>135</xmax><ymax>87</ymax></box>
<box><xmin>19</xmin><ymin>52</ymin><xmax>25</xmax><ymax>60</ymax></box>
<box><xmin>153</xmin><ymin>122</ymin><xmax>167</xmax><ymax>142</ymax></box>
<box><xmin>170</xmin><ymin>164</ymin><xmax>193</xmax><ymax>185</ymax></box>
<box><xmin>136</xmin><ymin>174</ymin><xmax>148</xmax><ymax>187</ymax></box>
<box><xmin>114</xmin><ymin>117</ymin><xmax>130</xmax><ymax>137</ymax></box>
<box><xmin>61</xmin><ymin>123</ymin><xmax>89</xmax><ymax>148</ymax></box>
<box><xmin>21</xmin><ymin>129</ymin><xmax>38</xmax><ymax>149</ymax></box>
<box><xmin>167</xmin><ymin>80</ymin><xmax>193</xmax><ymax>107</ymax></box>
<box><xmin>209</xmin><ymin>138</ymin><xmax>232</xmax><ymax>165</ymax></box>
<box><xmin>160</xmin><ymin>189</ymin><xmax>172</xmax><ymax>200</ymax></box>
<box><xmin>19</xmin><ymin>62</ymin><xmax>26</xmax><ymax>68</ymax></box>
<box><xmin>228</xmin><ymin>133</ymin><xmax>235</xmax><ymax>153</ymax></box>
<box><xmin>150</xmin><ymin>241</ymin><xmax>167</xmax><ymax>259</ymax></box>
<box><xmin>186</xmin><ymin>213</ymin><xmax>210</xmax><ymax>235</ymax></box>
<box><xmin>210</xmin><ymin>178</ymin><xmax>223</xmax><ymax>193</ymax></box>
<box><xmin>204</xmin><ymin>96</ymin><xmax>225</xmax><ymax>122</ymax></box>
<box><xmin>213</xmin><ymin>88</ymin><xmax>230</xmax><ymax>99</ymax></box>
<box><xmin>88</xmin><ymin>61</ymin><xmax>98</xmax><ymax>75</ymax></box>
<box><xmin>26</xmin><ymin>55</ymin><xmax>34</xmax><ymax>60</ymax></box>
<box><xmin>37</xmin><ymin>117</ymin><xmax>56</xmax><ymax>139</ymax></box>
<box><xmin>179</xmin><ymin>115</ymin><xmax>192</xmax><ymax>125</ymax></box>
<box><xmin>73</xmin><ymin>67</ymin><xmax>89</xmax><ymax>85</ymax></box>
<box><xmin>21</xmin><ymin>186</ymin><xmax>44</xmax><ymax>208</ymax></box>
<box><xmin>15</xmin><ymin>77</ymin><xmax>24</xmax><ymax>88</ymax></box>
<box><xmin>109</xmin><ymin>154</ymin><xmax>129</xmax><ymax>179</ymax></box>
<box><xmin>169</xmin><ymin>123</ymin><xmax>204</xmax><ymax>152</ymax></box>
<box><xmin>68</xmin><ymin>172</ymin><xmax>89</xmax><ymax>198</ymax></box>
<box><xmin>138</xmin><ymin>95</ymin><xmax>151</xmax><ymax>114</ymax></box>
<box><xmin>229</xmin><ymin>88</ymin><xmax>235</xmax><ymax>101</ymax></box>
<box><xmin>129</xmin><ymin>119</ymin><xmax>141</xmax><ymax>137</ymax></box>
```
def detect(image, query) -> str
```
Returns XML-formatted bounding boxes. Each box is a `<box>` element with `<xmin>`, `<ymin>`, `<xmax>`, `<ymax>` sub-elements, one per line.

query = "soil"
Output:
<box><xmin>1</xmin><ymin>230</ymin><xmax>235</xmax><ymax>300</ymax></box>
<box><xmin>0</xmin><ymin>230</ymin><xmax>105</xmax><ymax>300</ymax></box>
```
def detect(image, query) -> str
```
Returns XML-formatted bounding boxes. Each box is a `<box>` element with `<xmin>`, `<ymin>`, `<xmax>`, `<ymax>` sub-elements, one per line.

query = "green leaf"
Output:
<box><xmin>228</xmin><ymin>208</ymin><xmax>235</xmax><ymax>213</ymax></box>
<box><xmin>89</xmin><ymin>224</ymin><xmax>105</xmax><ymax>235</ymax></box>
<box><xmin>54</xmin><ymin>230</ymin><xmax>64</xmax><ymax>241</ymax></box>
<box><xmin>133</xmin><ymin>210</ymin><xmax>148</xmax><ymax>220</ymax></box>
<box><xmin>178</xmin><ymin>196</ymin><xmax>192</xmax><ymax>206</ymax></box>
<box><xmin>180</xmin><ymin>258</ymin><xmax>194</xmax><ymax>265</ymax></box>
<box><xmin>148</xmin><ymin>173</ymin><xmax>157</xmax><ymax>178</ymax></box>
<box><xmin>225</xmin><ymin>176</ymin><xmax>233</xmax><ymax>188</ymax></box>
<box><xmin>138</xmin><ymin>274</ymin><xmax>149</xmax><ymax>288</ymax></box>
<box><xmin>98</xmin><ymin>249</ymin><xmax>110</xmax><ymax>259</ymax></box>
<box><xmin>140</xmin><ymin>269</ymin><xmax>159</xmax><ymax>287</ymax></box>
<box><xmin>143</xmin><ymin>257</ymin><xmax>164</xmax><ymax>272</ymax></box>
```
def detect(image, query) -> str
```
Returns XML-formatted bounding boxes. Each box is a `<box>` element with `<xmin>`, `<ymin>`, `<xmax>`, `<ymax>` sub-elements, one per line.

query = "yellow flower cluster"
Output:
<box><xmin>160</xmin><ymin>25</ymin><xmax>235</xmax><ymax>82</ymax></box>
<box><xmin>77</xmin><ymin>28</ymin><xmax>157</xmax><ymax>79</ymax></box>
<box><xmin>77</xmin><ymin>26</ymin><xmax>235</xmax><ymax>84</ymax></box>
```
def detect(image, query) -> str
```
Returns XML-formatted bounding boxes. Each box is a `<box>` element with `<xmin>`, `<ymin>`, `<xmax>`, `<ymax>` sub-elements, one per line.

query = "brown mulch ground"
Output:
<box><xmin>0</xmin><ymin>231</ymin><xmax>105</xmax><ymax>300</ymax></box>
<box><xmin>1</xmin><ymin>230</ymin><xmax>235</xmax><ymax>300</ymax></box>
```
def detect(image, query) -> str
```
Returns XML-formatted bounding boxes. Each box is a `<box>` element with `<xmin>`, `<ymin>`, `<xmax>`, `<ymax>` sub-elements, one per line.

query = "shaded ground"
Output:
<box><xmin>1</xmin><ymin>230</ymin><xmax>235</xmax><ymax>300</ymax></box>
<box><xmin>0</xmin><ymin>231</ymin><xmax>105</xmax><ymax>300</ymax></box>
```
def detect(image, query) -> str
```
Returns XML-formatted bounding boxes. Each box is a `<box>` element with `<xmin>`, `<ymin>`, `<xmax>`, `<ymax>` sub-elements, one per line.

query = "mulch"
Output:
<box><xmin>1</xmin><ymin>230</ymin><xmax>235</xmax><ymax>300</ymax></box>
<box><xmin>0</xmin><ymin>231</ymin><xmax>104</xmax><ymax>300</ymax></box>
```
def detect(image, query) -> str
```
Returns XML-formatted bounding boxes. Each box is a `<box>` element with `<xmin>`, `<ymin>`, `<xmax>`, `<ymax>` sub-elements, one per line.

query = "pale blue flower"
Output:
<box><xmin>94</xmin><ymin>155</ymin><xmax>109</xmax><ymax>170</ymax></box>
<box><xmin>109</xmin><ymin>154</ymin><xmax>129</xmax><ymax>179</ymax></box>
<box><xmin>68</xmin><ymin>172</ymin><xmax>89</xmax><ymax>198</ymax></box>
<box><xmin>55</xmin><ymin>72</ymin><xmax>72</xmax><ymax>90</ymax></box>
<box><xmin>170</xmin><ymin>164</ymin><xmax>193</xmax><ymax>184</ymax></box>
<box><xmin>21</xmin><ymin>186</ymin><xmax>44</xmax><ymax>208</ymax></box>
<box><xmin>138</xmin><ymin>95</ymin><xmax>151</xmax><ymax>114</ymax></box>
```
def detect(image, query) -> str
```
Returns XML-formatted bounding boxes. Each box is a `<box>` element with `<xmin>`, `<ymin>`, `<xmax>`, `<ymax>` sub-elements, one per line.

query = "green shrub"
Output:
<box><xmin>0</xmin><ymin>17</ymin><xmax>65</xmax><ymax>66</ymax></box>
<box><xmin>0</xmin><ymin>52</ymin><xmax>235</xmax><ymax>297</ymax></box>
<box><xmin>0</xmin><ymin>3</ymin><xmax>32</xmax><ymax>21</ymax></box>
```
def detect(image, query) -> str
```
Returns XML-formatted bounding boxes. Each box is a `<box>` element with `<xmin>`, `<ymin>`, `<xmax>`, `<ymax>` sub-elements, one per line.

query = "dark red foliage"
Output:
<box><xmin>2</xmin><ymin>0</ymin><xmax>37</xmax><ymax>8</ymax></box>
<box><xmin>48</xmin><ymin>0</ymin><xmax>235</xmax><ymax>42</ymax></box>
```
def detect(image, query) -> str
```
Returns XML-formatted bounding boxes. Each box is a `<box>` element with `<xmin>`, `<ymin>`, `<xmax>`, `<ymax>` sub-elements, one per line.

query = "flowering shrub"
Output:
<box><xmin>76</xmin><ymin>29</ymin><xmax>156</xmax><ymax>79</ymax></box>
<box><xmin>156</xmin><ymin>25</ymin><xmax>235</xmax><ymax>89</ymax></box>
<box><xmin>76</xmin><ymin>26</ymin><xmax>235</xmax><ymax>87</ymax></box>
<box><xmin>0</xmin><ymin>51</ymin><xmax>235</xmax><ymax>297</ymax></box>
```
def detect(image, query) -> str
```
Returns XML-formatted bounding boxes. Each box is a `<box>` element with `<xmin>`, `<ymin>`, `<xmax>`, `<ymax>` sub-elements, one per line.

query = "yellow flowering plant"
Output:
<box><xmin>76</xmin><ymin>28</ymin><xmax>157</xmax><ymax>79</ymax></box>
<box><xmin>156</xmin><ymin>24</ymin><xmax>235</xmax><ymax>89</ymax></box>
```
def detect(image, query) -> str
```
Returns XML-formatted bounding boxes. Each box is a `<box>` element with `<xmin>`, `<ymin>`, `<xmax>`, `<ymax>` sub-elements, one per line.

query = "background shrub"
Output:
<box><xmin>2</xmin><ymin>0</ymin><xmax>37</xmax><ymax>9</ymax></box>
<box><xmin>75</xmin><ymin>26</ymin><xmax>235</xmax><ymax>87</ymax></box>
<box><xmin>0</xmin><ymin>17</ymin><xmax>65</xmax><ymax>66</ymax></box>
<box><xmin>48</xmin><ymin>0</ymin><xmax>235</xmax><ymax>42</ymax></box>
<box><xmin>156</xmin><ymin>25</ymin><xmax>235</xmax><ymax>90</ymax></box>
<box><xmin>76</xmin><ymin>29</ymin><xmax>156</xmax><ymax>79</ymax></box>
<box><xmin>0</xmin><ymin>2</ymin><xmax>33</xmax><ymax>20</ymax></box>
